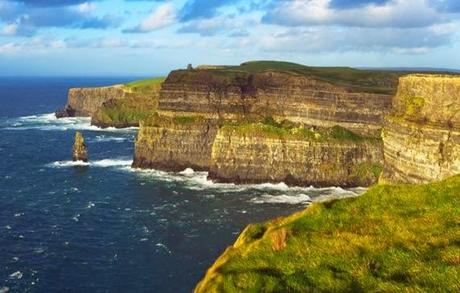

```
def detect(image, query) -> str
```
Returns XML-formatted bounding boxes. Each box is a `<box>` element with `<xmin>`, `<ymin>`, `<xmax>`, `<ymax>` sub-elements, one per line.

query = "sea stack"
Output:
<box><xmin>72</xmin><ymin>131</ymin><xmax>88</xmax><ymax>162</ymax></box>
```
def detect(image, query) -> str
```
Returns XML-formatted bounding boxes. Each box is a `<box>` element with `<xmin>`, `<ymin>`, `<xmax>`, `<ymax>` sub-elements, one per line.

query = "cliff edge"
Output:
<box><xmin>195</xmin><ymin>175</ymin><xmax>460</xmax><ymax>292</ymax></box>
<box><xmin>56</xmin><ymin>78</ymin><xmax>164</xmax><ymax>128</ymax></box>
<box><xmin>382</xmin><ymin>74</ymin><xmax>460</xmax><ymax>183</ymax></box>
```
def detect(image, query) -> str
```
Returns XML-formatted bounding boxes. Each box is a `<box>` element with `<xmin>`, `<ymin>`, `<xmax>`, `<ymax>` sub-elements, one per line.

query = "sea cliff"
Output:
<box><xmin>381</xmin><ymin>74</ymin><xmax>460</xmax><ymax>183</ymax></box>
<box><xmin>56</xmin><ymin>78</ymin><xmax>163</xmax><ymax>128</ymax></box>
<box><xmin>133</xmin><ymin>61</ymin><xmax>400</xmax><ymax>187</ymax></box>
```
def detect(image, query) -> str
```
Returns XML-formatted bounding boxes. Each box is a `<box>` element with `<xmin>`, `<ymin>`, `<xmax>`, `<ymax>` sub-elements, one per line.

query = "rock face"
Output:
<box><xmin>56</xmin><ymin>81</ymin><xmax>161</xmax><ymax>128</ymax></box>
<box><xmin>382</xmin><ymin>74</ymin><xmax>460</xmax><ymax>183</ymax></box>
<box><xmin>72</xmin><ymin>131</ymin><xmax>88</xmax><ymax>162</ymax></box>
<box><xmin>209</xmin><ymin>126</ymin><xmax>383</xmax><ymax>187</ymax></box>
<box><xmin>159</xmin><ymin>69</ymin><xmax>396</xmax><ymax>136</ymax></box>
<box><xmin>57</xmin><ymin>85</ymin><xmax>126</xmax><ymax>117</ymax></box>
<box><xmin>132</xmin><ymin>114</ymin><xmax>219</xmax><ymax>171</ymax></box>
<box><xmin>133</xmin><ymin>63</ymin><xmax>398</xmax><ymax>187</ymax></box>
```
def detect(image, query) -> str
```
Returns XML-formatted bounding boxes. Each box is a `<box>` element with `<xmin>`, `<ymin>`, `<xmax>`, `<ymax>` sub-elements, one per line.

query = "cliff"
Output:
<box><xmin>382</xmin><ymin>75</ymin><xmax>460</xmax><ymax>183</ymax></box>
<box><xmin>132</xmin><ymin>114</ymin><xmax>219</xmax><ymax>171</ymax></box>
<box><xmin>209</xmin><ymin>122</ymin><xmax>382</xmax><ymax>187</ymax></box>
<box><xmin>159</xmin><ymin>62</ymin><xmax>399</xmax><ymax>136</ymax></box>
<box><xmin>133</xmin><ymin>61</ymin><xmax>403</xmax><ymax>186</ymax></box>
<box><xmin>195</xmin><ymin>175</ymin><xmax>460</xmax><ymax>292</ymax></box>
<box><xmin>56</xmin><ymin>78</ymin><xmax>164</xmax><ymax>128</ymax></box>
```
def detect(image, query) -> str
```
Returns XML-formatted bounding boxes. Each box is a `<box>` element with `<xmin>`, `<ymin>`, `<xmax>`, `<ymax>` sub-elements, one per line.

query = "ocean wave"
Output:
<box><xmin>250</xmin><ymin>193</ymin><xmax>313</xmax><ymax>205</ymax></box>
<box><xmin>48</xmin><ymin>159</ymin><xmax>132</xmax><ymax>168</ymax></box>
<box><xmin>91</xmin><ymin>135</ymin><xmax>130</xmax><ymax>143</ymax></box>
<box><xmin>126</xmin><ymin>167</ymin><xmax>367</xmax><ymax>201</ymax></box>
<box><xmin>3</xmin><ymin>113</ymin><xmax>138</xmax><ymax>133</ymax></box>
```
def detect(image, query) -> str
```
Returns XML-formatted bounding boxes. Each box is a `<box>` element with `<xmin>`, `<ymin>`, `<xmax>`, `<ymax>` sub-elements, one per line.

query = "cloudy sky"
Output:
<box><xmin>0</xmin><ymin>0</ymin><xmax>459</xmax><ymax>76</ymax></box>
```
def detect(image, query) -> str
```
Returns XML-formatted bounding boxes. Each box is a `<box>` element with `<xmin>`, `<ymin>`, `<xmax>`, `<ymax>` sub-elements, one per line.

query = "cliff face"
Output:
<box><xmin>59</xmin><ymin>85</ymin><xmax>126</xmax><ymax>117</ymax></box>
<box><xmin>382</xmin><ymin>75</ymin><xmax>460</xmax><ymax>183</ymax></box>
<box><xmin>132</xmin><ymin>114</ymin><xmax>219</xmax><ymax>171</ymax></box>
<box><xmin>209</xmin><ymin>125</ymin><xmax>383</xmax><ymax>187</ymax></box>
<box><xmin>132</xmin><ymin>63</ymin><xmax>397</xmax><ymax>186</ymax></box>
<box><xmin>159</xmin><ymin>70</ymin><xmax>394</xmax><ymax>136</ymax></box>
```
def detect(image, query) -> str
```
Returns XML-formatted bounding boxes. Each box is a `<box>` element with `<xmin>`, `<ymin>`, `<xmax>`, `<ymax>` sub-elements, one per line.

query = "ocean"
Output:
<box><xmin>0</xmin><ymin>77</ymin><xmax>364</xmax><ymax>292</ymax></box>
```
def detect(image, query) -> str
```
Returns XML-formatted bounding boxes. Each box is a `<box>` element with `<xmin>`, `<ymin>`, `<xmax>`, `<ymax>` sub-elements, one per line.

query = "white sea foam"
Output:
<box><xmin>48</xmin><ymin>158</ymin><xmax>132</xmax><ymax>168</ymax></box>
<box><xmin>92</xmin><ymin>135</ymin><xmax>128</xmax><ymax>143</ymax></box>
<box><xmin>9</xmin><ymin>271</ymin><xmax>23</xmax><ymax>279</ymax></box>
<box><xmin>250</xmin><ymin>193</ymin><xmax>313</xmax><ymax>205</ymax></box>
<box><xmin>4</xmin><ymin>113</ymin><xmax>138</xmax><ymax>132</ymax></box>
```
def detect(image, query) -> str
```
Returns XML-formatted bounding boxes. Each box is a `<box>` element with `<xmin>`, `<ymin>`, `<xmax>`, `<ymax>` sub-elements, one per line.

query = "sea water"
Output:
<box><xmin>0</xmin><ymin>77</ymin><xmax>364</xmax><ymax>292</ymax></box>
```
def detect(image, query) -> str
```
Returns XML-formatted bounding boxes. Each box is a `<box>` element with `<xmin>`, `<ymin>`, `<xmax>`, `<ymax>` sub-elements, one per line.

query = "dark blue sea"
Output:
<box><xmin>0</xmin><ymin>77</ymin><xmax>364</xmax><ymax>293</ymax></box>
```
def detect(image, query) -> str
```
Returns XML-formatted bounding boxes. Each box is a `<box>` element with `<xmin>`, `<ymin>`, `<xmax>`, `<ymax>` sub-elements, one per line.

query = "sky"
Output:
<box><xmin>0</xmin><ymin>0</ymin><xmax>459</xmax><ymax>76</ymax></box>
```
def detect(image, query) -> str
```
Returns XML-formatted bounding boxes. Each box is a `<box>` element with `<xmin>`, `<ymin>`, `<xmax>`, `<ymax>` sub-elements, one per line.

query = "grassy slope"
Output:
<box><xmin>195</xmin><ymin>176</ymin><xmax>460</xmax><ymax>292</ymax></box>
<box><xmin>187</xmin><ymin>61</ymin><xmax>459</xmax><ymax>95</ymax></box>
<box><xmin>94</xmin><ymin>77</ymin><xmax>164</xmax><ymax>126</ymax></box>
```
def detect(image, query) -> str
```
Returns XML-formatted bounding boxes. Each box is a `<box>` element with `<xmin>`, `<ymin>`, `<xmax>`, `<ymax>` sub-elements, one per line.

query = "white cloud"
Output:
<box><xmin>76</xmin><ymin>2</ymin><xmax>97</xmax><ymax>14</ymax></box>
<box><xmin>1</xmin><ymin>23</ymin><xmax>19</xmax><ymax>36</ymax></box>
<box><xmin>135</xmin><ymin>3</ymin><xmax>177</xmax><ymax>32</ymax></box>
<box><xmin>264</xmin><ymin>0</ymin><xmax>444</xmax><ymax>28</ymax></box>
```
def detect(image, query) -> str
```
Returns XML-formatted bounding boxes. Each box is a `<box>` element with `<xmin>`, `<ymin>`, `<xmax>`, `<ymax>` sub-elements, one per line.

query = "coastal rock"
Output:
<box><xmin>159</xmin><ymin>68</ymin><xmax>397</xmax><ymax>136</ymax></box>
<box><xmin>209</xmin><ymin>125</ymin><xmax>383</xmax><ymax>187</ymax></box>
<box><xmin>132</xmin><ymin>114</ymin><xmax>219</xmax><ymax>171</ymax></box>
<box><xmin>72</xmin><ymin>131</ymin><xmax>88</xmax><ymax>162</ymax></box>
<box><xmin>56</xmin><ymin>81</ymin><xmax>162</xmax><ymax>128</ymax></box>
<box><xmin>382</xmin><ymin>74</ymin><xmax>460</xmax><ymax>183</ymax></box>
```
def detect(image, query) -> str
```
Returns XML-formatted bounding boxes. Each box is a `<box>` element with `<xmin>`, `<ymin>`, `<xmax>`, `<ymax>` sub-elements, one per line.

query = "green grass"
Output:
<box><xmin>220</xmin><ymin>117</ymin><xmax>375</xmax><ymax>142</ymax></box>
<box><xmin>186</xmin><ymin>61</ymin><xmax>406</xmax><ymax>94</ymax></box>
<box><xmin>195</xmin><ymin>175</ymin><xmax>460</xmax><ymax>292</ymax></box>
<box><xmin>125</xmin><ymin>77</ymin><xmax>165</xmax><ymax>93</ymax></box>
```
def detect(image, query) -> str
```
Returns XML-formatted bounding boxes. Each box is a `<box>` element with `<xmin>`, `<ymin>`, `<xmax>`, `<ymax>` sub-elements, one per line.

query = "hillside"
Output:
<box><xmin>195</xmin><ymin>175</ymin><xmax>460</xmax><ymax>292</ymax></box>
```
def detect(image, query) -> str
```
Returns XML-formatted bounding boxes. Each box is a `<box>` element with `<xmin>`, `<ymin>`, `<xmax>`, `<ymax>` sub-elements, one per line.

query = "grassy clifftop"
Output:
<box><xmin>92</xmin><ymin>77</ymin><xmax>164</xmax><ymax>127</ymax></box>
<box><xmin>195</xmin><ymin>175</ymin><xmax>460</xmax><ymax>292</ymax></box>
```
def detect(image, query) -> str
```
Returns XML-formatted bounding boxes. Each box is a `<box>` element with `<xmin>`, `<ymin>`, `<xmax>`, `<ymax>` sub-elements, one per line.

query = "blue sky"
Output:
<box><xmin>0</xmin><ymin>0</ymin><xmax>459</xmax><ymax>76</ymax></box>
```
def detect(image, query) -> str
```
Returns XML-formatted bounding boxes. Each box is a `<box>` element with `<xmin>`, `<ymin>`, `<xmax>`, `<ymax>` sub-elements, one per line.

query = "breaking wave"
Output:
<box><xmin>2</xmin><ymin>113</ymin><xmax>138</xmax><ymax>132</ymax></box>
<box><xmin>48</xmin><ymin>159</ymin><xmax>132</xmax><ymax>168</ymax></box>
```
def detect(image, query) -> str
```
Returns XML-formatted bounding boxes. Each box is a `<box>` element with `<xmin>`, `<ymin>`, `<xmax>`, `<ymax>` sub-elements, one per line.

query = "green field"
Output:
<box><xmin>125</xmin><ymin>77</ymin><xmax>165</xmax><ymax>93</ymax></box>
<box><xmin>195</xmin><ymin>175</ymin><xmax>460</xmax><ymax>292</ymax></box>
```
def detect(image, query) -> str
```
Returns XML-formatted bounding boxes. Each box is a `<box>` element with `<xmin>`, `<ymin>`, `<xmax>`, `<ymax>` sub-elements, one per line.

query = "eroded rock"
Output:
<box><xmin>72</xmin><ymin>131</ymin><xmax>88</xmax><ymax>162</ymax></box>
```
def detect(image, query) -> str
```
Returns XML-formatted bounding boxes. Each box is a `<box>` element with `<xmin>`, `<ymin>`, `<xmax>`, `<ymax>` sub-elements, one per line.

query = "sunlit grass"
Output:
<box><xmin>195</xmin><ymin>175</ymin><xmax>460</xmax><ymax>292</ymax></box>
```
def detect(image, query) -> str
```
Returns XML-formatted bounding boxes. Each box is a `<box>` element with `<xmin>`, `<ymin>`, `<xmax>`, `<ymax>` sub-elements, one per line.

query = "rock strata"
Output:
<box><xmin>72</xmin><ymin>131</ymin><xmax>88</xmax><ymax>162</ymax></box>
<box><xmin>382</xmin><ymin>74</ymin><xmax>460</xmax><ymax>183</ymax></box>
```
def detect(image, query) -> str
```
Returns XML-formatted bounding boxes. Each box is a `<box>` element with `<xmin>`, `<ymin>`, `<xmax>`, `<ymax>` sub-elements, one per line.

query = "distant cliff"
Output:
<box><xmin>382</xmin><ymin>74</ymin><xmax>460</xmax><ymax>183</ymax></box>
<box><xmin>56</xmin><ymin>78</ymin><xmax>163</xmax><ymax>128</ymax></box>
<box><xmin>133</xmin><ymin>61</ymin><xmax>402</xmax><ymax>187</ymax></box>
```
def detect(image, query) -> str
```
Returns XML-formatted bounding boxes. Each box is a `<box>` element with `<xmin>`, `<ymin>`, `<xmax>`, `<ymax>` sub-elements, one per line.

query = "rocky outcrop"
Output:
<box><xmin>57</xmin><ymin>85</ymin><xmax>126</xmax><ymax>117</ymax></box>
<box><xmin>132</xmin><ymin>63</ymin><xmax>400</xmax><ymax>186</ymax></box>
<box><xmin>56</xmin><ymin>80</ymin><xmax>162</xmax><ymax>128</ymax></box>
<box><xmin>72</xmin><ymin>131</ymin><xmax>88</xmax><ymax>162</ymax></box>
<box><xmin>159</xmin><ymin>70</ymin><xmax>395</xmax><ymax>136</ymax></box>
<box><xmin>209</xmin><ymin>125</ymin><xmax>383</xmax><ymax>187</ymax></box>
<box><xmin>382</xmin><ymin>74</ymin><xmax>460</xmax><ymax>183</ymax></box>
<box><xmin>132</xmin><ymin>114</ymin><xmax>219</xmax><ymax>171</ymax></box>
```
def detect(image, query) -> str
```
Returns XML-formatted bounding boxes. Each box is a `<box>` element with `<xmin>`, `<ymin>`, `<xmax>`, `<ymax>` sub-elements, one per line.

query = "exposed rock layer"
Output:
<box><xmin>57</xmin><ymin>85</ymin><xmax>126</xmax><ymax>117</ymax></box>
<box><xmin>72</xmin><ymin>131</ymin><xmax>88</xmax><ymax>162</ymax></box>
<box><xmin>209</xmin><ymin>129</ymin><xmax>383</xmax><ymax>187</ymax></box>
<box><xmin>159</xmin><ymin>70</ymin><xmax>395</xmax><ymax>136</ymax></box>
<box><xmin>382</xmin><ymin>75</ymin><xmax>460</xmax><ymax>183</ymax></box>
<box><xmin>132</xmin><ymin>115</ymin><xmax>219</xmax><ymax>171</ymax></box>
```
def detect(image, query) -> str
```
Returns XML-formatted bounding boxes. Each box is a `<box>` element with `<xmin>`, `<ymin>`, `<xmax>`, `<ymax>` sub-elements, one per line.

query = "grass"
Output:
<box><xmin>125</xmin><ymin>77</ymin><xmax>165</xmax><ymax>93</ymax></box>
<box><xmin>195</xmin><ymin>175</ymin><xmax>460</xmax><ymax>292</ymax></box>
<box><xmin>184</xmin><ymin>61</ymin><xmax>408</xmax><ymax>94</ymax></box>
<box><xmin>220</xmin><ymin>117</ymin><xmax>375</xmax><ymax>142</ymax></box>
